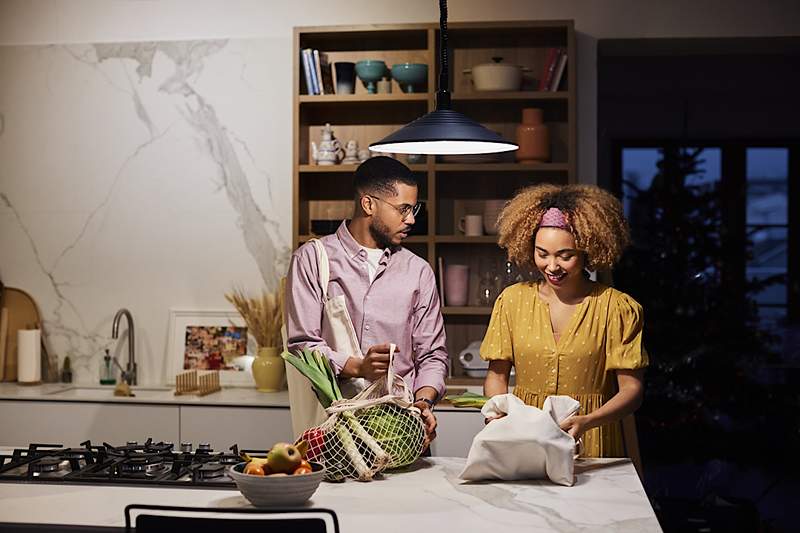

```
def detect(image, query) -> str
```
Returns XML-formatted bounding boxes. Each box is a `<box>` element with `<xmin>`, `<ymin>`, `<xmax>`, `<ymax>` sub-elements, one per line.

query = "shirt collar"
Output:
<box><xmin>336</xmin><ymin>220</ymin><xmax>394</xmax><ymax>263</ymax></box>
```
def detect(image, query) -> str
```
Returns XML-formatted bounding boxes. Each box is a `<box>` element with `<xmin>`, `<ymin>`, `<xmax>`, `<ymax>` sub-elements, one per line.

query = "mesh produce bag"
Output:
<box><xmin>297</xmin><ymin>345</ymin><xmax>426</xmax><ymax>482</ymax></box>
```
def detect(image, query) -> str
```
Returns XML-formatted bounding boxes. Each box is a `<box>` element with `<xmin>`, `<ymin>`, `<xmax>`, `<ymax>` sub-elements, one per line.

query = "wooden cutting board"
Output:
<box><xmin>1</xmin><ymin>288</ymin><xmax>42</xmax><ymax>382</ymax></box>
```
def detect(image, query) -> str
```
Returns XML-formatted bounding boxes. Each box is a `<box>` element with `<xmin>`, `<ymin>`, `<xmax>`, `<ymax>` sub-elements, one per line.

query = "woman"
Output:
<box><xmin>481</xmin><ymin>184</ymin><xmax>647</xmax><ymax>457</ymax></box>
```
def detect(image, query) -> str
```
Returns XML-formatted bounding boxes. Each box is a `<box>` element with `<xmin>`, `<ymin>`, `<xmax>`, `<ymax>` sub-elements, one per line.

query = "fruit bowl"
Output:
<box><xmin>229</xmin><ymin>461</ymin><xmax>325</xmax><ymax>507</ymax></box>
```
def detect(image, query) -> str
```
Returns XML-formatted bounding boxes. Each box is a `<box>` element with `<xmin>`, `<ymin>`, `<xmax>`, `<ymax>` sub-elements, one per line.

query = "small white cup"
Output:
<box><xmin>459</xmin><ymin>215</ymin><xmax>483</xmax><ymax>236</ymax></box>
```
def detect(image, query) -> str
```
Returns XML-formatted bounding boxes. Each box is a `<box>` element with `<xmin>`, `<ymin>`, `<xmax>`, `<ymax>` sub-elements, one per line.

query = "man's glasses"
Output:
<box><xmin>366</xmin><ymin>195</ymin><xmax>422</xmax><ymax>220</ymax></box>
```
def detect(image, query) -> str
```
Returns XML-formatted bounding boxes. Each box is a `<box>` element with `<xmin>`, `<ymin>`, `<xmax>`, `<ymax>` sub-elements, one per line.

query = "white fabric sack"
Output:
<box><xmin>459</xmin><ymin>394</ymin><xmax>581</xmax><ymax>486</ymax></box>
<box><xmin>285</xmin><ymin>238</ymin><xmax>368</xmax><ymax>438</ymax></box>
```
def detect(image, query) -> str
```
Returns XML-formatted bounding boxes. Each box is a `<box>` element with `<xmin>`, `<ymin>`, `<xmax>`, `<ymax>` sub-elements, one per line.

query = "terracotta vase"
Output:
<box><xmin>251</xmin><ymin>346</ymin><xmax>285</xmax><ymax>392</ymax></box>
<box><xmin>515</xmin><ymin>108</ymin><xmax>550</xmax><ymax>163</ymax></box>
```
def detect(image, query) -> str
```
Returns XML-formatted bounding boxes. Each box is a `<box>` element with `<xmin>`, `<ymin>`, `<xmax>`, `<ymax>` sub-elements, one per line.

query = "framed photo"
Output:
<box><xmin>166</xmin><ymin>309</ymin><xmax>256</xmax><ymax>386</ymax></box>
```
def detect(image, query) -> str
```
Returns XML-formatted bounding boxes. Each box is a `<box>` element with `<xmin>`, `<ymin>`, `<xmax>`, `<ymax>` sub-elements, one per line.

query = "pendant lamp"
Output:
<box><xmin>369</xmin><ymin>0</ymin><xmax>518</xmax><ymax>155</ymax></box>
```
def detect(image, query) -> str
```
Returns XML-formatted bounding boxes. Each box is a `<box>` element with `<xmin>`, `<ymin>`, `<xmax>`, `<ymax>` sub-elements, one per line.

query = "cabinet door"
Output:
<box><xmin>429</xmin><ymin>409</ymin><xmax>485</xmax><ymax>458</ymax></box>
<box><xmin>0</xmin><ymin>401</ymin><xmax>179</xmax><ymax>447</ymax></box>
<box><xmin>179</xmin><ymin>406</ymin><xmax>292</xmax><ymax>450</ymax></box>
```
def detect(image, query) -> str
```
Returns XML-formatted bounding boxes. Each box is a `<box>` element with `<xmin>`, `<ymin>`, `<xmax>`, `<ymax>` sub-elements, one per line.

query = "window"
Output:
<box><xmin>618</xmin><ymin>143</ymin><xmax>794</xmax><ymax>334</ymax></box>
<box><xmin>746</xmin><ymin>148</ymin><xmax>789</xmax><ymax>323</ymax></box>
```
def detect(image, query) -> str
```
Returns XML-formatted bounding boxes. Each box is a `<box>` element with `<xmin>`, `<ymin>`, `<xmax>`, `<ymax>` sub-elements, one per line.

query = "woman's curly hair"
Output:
<box><xmin>496</xmin><ymin>183</ymin><xmax>630</xmax><ymax>271</ymax></box>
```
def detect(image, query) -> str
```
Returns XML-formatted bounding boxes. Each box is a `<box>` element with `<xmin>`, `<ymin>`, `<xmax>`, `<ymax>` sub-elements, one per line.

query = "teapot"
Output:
<box><xmin>311</xmin><ymin>123</ymin><xmax>344</xmax><ymax>165</ymax></box>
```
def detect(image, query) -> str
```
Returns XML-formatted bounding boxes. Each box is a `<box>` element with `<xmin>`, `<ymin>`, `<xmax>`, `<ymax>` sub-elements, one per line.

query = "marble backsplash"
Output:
<box><xmin>0</xmin><ymin>39</ymin><xmax>292</xmax><ymax>384</ymax></box>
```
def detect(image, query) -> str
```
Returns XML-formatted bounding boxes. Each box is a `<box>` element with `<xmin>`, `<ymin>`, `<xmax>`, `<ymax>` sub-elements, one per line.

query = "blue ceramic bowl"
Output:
<box><xmin>355</xmin><ymin>60</ymin><xmax>388</xmax><ymax>93</ymax></box>
<box><xmin>391</xmin><ymin>63</ymin><xmax>427</xmax><ymax>93</ymax></box>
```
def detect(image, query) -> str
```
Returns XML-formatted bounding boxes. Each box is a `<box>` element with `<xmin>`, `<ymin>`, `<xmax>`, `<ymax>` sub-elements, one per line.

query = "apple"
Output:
<box><xmin>244</xmin><ymin>462</ymin><xmax>265</xmax><ymax>476</ymax></box>
<box><xmin>266</xmin><ymin>442</ymin><xmax>303</xmax><ymax>474</ymax></box>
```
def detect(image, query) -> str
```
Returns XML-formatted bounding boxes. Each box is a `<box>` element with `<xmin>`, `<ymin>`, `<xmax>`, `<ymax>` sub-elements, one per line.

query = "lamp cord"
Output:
<box><xmin>437</xmin><ymin>0</ymin><xmax>451</xmax><ymax>110</ymax></box>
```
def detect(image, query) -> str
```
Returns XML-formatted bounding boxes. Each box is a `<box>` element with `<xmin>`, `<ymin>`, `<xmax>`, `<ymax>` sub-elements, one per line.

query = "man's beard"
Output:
<box><xmin>369</xmin><ymin>218</ymin><xmax>399</xmax><ymax>250</ymax></box>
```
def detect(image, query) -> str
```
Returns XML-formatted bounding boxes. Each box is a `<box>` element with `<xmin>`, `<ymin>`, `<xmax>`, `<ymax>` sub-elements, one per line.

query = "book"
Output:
<box><xmin>302</xmin><ymin>48</ymin><xmax>318</xmax><ymax>94</ymax></box>
<box><xmin>538</xmin><ymin>47</ymin><xmax>559</xmax><ymax>91</ymax></box>
<box><xmin>300</xmin><ymin>49</ymin><xmax>313</xmax><ymax>95</ymax></box>
<box><xmin>306</xmin><ymin>49</ymin><xmax>320</xmax><ymax>94</ymax></box>
<box><xmin>549</xmin><ymin>49</ymin><xmax>568</xmax><ymax>91</ymax></box>
<box><xmin>313</xmin><ymin>49</ymin><xmax>324</xmax><ymax>95</ymax></box>
<box><xmin>318</xmin><ymin>52</ymin><xmax>335</xmax><ymax>95</ymax></box>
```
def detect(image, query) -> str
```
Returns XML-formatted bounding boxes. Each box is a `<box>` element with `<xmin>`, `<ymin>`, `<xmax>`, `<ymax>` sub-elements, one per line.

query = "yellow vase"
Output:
<box><xmin>251</xmin><ymin>346</ymin><xmax>285</xmax><ymax>392</ymax></box>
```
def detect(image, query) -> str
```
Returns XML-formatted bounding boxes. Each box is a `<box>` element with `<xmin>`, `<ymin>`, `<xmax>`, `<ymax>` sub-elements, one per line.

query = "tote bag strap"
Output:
<box><xmin>308</xmin><ymin>239</ymin><xmax>330</xmax><ymax>300</ymax></box>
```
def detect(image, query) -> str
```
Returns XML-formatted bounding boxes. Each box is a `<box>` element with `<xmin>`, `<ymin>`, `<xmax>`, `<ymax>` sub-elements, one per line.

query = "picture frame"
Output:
<box><xmin>166</xmin><ymin>308</ymin><xmax>257</xmax><ymax>386</ymax></box>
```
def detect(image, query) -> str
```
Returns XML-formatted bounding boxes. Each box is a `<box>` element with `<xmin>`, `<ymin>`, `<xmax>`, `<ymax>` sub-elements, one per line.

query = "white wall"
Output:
<box><xmin>1</xmin><ymin>0</ymin><xmax>797</xmax><ymax>385</ymax></box>
<box><xmin>3</xmin><ymin>0</ymin><xmax>797</xmax><ymax>183</ymax></box>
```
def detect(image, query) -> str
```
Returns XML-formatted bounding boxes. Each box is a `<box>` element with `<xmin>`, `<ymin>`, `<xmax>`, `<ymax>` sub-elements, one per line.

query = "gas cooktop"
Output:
<box><xmin>0</xmin><ymin>439</ymin><xmax>257</xmax><ymax>488</ymax></box>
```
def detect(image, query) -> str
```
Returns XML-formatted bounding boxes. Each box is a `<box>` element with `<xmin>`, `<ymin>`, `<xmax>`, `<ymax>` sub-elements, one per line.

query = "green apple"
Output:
<box><xmin>267</xmin><ymin>442</ymin><xmax>303</xmax><ymax>474</ymax></box>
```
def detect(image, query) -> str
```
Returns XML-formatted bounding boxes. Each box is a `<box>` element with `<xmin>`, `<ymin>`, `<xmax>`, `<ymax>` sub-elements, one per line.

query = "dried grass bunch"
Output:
<box><xmin>225</xmin><ymin>288</ymin><xmax>283</xmax><ymax>348</ymax></box>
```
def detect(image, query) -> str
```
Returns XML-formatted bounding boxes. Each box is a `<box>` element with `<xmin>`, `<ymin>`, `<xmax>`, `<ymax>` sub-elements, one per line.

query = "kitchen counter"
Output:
<box><xmin>0</xmin><ymin>457</ymin><xmax>661</xmax><ymax>532</ymax></box>
<box><xmin>0</xmin><ymin>382</ymin><xmax>484</xmax><ymax>411</ymax></box>
<box><xmin>0</xmin><ymin>382</ymin><xmax>290</xmax><ymax>407</ymax></box>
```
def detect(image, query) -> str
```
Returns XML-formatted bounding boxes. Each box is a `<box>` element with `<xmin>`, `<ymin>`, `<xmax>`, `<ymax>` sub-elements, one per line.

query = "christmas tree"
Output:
<box><xmin>614</xmin><ymin>146</ymin><xmax>794</xmax><ymax>463</ymax></box>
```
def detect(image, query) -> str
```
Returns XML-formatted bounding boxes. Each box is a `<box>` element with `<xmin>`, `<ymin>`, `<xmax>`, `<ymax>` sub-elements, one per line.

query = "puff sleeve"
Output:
<box><xmin>480</xmin><ymin>289</ymin><xmax>514</xmax><ymax>363</ymax></box>
<box><xmin>605</xmin><ymin>291</ymin><xmax>649</xmax><ymax>370</ymax></box>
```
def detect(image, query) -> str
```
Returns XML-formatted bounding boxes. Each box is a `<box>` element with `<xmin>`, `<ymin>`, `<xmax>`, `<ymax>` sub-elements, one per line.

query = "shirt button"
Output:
<box><xmin>365</xmin><ymin>325</ymin><xmax>370</xmax><ymax>331</ymax></box>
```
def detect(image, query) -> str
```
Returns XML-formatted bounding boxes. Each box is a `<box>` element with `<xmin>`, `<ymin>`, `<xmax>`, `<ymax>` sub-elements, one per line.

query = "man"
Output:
<box><xmin>285</xmin><ymin>156</ymin><xmax>448</xmax><ymax>447</ymax></box>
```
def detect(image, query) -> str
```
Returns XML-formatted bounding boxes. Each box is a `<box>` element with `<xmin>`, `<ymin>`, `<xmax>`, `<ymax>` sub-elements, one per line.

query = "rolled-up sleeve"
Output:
<box><xmin>285</xmin><ymin>244</ymin><xmax>352</xmax><ymax>374</ymax></box>
<box><xmin>411</xmin><ymin>265</ymin><xmax>449</xmax><ymax>400</ymax></box>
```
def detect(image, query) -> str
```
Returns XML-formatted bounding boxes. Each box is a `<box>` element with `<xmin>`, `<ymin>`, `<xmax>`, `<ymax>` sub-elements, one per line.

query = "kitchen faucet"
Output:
<box><xmin>111</xmin><ymin>308</ymin><xmax>137</xmax><ymax>385</ymax></box>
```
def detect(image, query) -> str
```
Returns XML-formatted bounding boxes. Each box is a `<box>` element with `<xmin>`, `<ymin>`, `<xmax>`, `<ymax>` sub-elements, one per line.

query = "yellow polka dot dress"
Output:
<box><xmin>480</xmin><ymin>281</ymin><xmax>648</xmax><ymax>457</ymax></box>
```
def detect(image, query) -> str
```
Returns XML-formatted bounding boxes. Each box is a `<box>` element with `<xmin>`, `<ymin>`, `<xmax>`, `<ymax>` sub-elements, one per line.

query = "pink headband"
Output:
<box><xmin>539</xmin><ymin>207</ymin><xmax>570</xmax><ymax>230</ymax></box>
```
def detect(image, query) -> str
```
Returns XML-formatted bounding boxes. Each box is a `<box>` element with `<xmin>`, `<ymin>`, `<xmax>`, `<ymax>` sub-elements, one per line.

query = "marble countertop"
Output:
<box><xmin>0</xmin><ymin>457</ymin><xmax>661</xmax><ymax>532</ymax></box>
<box><xmin>0</xmin><ymin>382</ymin><xmax>482</xmax><ymax>412</ymax></box>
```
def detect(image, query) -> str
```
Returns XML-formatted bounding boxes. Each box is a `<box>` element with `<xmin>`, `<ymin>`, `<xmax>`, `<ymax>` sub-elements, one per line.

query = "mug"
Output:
<box><xmin>459</xmin><ymin>215</ymin><xmax>483</xmax><ymax>237</ymax></box>
<box><xmin>483</xmin><ymin>199</ymin><xmax>505</xmax><ymax>235</ymax></box>
<box><xmin>334</xmin><ymin>62</ymin><xmax>356</xmax><ymax>95</ymax></box>
<box><xmin>444</xmin><ymin>264</ymin><xmax>469</xmax><ymax>306</ymax></box>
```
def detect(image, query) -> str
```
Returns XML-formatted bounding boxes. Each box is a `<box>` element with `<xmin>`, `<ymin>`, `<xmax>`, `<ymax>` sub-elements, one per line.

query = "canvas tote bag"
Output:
<box><xmin>459</xmin><ymin>393</ymin><xmax>581</xmax><ymax>486</ymax></box>
<box><xmin>284</xmin><ymin>238</ymin><xmax>368</xmax><ymax>438</ymax></box>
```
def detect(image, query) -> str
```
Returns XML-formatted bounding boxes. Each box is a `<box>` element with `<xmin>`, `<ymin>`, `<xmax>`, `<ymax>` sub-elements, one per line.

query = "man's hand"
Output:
<box><xmin>413</xmin><ymin>399</ymin><xmax>437</xmax><ymax>450</ymax></box>
<box><xmin>361</xmin><ymin>343</ymin><xmax>393</xmax><ymax>380</ymax></box>
<box><xmin>341</xmin><ymin>343</ymin><xmax>393</xmax><ymax>381</ymax></box>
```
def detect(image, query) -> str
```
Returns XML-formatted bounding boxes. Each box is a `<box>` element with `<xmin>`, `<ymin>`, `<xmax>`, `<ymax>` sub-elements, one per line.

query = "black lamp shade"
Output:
<box><xmin>369</xmin><ymin>109</ymin><xmax>518</xmax><ymax>155</ymax></box>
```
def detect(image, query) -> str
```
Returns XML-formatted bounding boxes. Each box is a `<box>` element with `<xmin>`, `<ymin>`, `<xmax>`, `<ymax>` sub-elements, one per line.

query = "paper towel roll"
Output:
<box><xmin>17</xmin><ymin>329</ymin><xmax>41</xmax><ymax>383</ymax></box>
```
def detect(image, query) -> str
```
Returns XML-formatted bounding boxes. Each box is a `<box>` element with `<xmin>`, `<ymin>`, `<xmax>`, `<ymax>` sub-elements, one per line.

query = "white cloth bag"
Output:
<box><xmin>284</xmin><ymin>238</ymin><xmax>368</xmax><ymax>438</ymax></box>
<box><xmin>458</xmin><ymin>394</ymin><xmax>581</xmax><ymax>486</ymax></box>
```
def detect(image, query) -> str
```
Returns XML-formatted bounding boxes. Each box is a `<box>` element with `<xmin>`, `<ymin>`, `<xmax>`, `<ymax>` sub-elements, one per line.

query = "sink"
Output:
<box><xmin>44</xmin><ymin>385</ymin><xmax>172</xmax><ymax>399</ymax></box>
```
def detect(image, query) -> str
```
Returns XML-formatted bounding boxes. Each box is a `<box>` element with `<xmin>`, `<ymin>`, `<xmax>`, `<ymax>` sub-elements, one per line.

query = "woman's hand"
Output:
<box><xmin>559</xmin><ymin>414</ymin><xmax>590</xmax><ymax>440</ymax></box>
<box><xmin>484</xmin><ymin>413</ymin><xmax>507</xmax><ymax>424</ymax></box>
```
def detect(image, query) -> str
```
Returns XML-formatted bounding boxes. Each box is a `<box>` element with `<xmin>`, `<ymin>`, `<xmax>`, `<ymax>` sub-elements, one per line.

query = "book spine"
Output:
<box><xmin>301</xmin><ymin>49</ymin><xmax>313</xmax><ymax>95</ymax></box>
<box><xmin>319</xmin><ymin>52</ymin><xmax>335</xmax><ymax>95</ymax></box>
<box><xmin>538</xmin><ymin>47</ymin><xmax>559</xmax><ymax>91</ymax></box>
<box><xmin>313</xmin><ymin>49</ymin><xmax>324</xmax><ymax>95</ymax></box>
<box><xmin>308</xmin><ymin>49</ymin><xmax>320</xmax><ymax>95</ymax></box>
<box><xmin>550</xmin><ymin>49</ymin><xmax>568</xmax><ymax>91</ymax></box>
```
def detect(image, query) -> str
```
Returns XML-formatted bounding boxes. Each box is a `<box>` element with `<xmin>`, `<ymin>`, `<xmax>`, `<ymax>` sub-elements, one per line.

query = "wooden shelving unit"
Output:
<box><xmin>294</xmin><ymin>21</ymin><xmax>576</xmax><ymax>378</ymax></box>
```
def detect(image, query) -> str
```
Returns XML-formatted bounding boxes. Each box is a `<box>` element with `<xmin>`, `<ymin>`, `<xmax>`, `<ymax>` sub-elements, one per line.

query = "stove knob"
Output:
<box><xmin>198</xmin><ymin>442</ymin><xmax>212</xmax><ymax>452</ymax></box>
<box><xmin>180</xmin><ymin>442</ymin><xmax>192</xmax><ymax>453</ymax></box>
